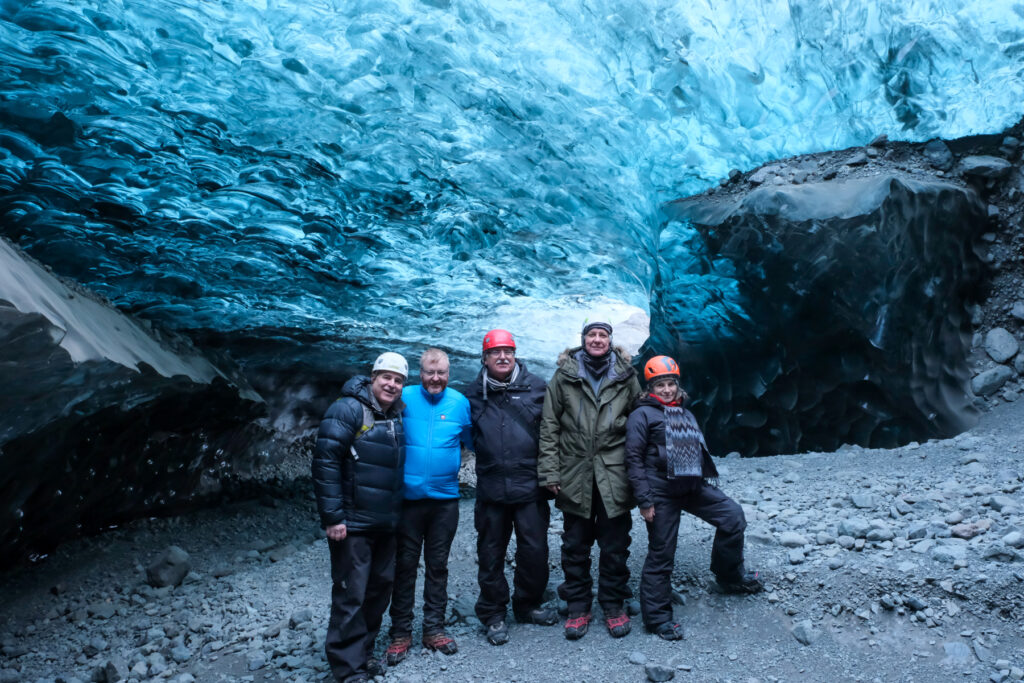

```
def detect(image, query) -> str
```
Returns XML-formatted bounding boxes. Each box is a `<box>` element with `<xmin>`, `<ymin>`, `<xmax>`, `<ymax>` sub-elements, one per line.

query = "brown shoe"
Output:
<box><xmin>422</xmin><ymin>630</ymin><xmax>458</xmax><ymax>655</ymax></box>
<box><xmin>385</xmin><ymin>635</ymin><xmax>411</xmax><ymax>666</ymax></box>
<box><xmin>605</xmin><ymin>610</ymin><xmax>631</xmax><ymax>638</ymax></box>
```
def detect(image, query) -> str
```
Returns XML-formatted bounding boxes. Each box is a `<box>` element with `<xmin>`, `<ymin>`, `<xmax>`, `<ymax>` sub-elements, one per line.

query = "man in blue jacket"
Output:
<box><xmin>386</xmin><ymin>348</ymin><xmax>472</xmax><ymax>666</ymax></box>
<box><xmin>313</xmin><ymin>352</ymin><xmax>408</xmax><ymax>683</ymax></box>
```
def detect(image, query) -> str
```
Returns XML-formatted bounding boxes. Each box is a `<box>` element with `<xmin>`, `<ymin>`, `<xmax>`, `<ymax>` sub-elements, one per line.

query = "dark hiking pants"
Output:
<box><xmin>389</xmin><ymin>498</ymin><xmax>460</xmax><ymax>637</ymax></box>
<box><xmin>474</xmin><ymin>499</ymin><xmax>551</xmax><ymax>626</ymax></box>
<box><xmin>640</xmin><ymin>483</ymin><xmax>746</xmax><ymax>628</ymax></box>
<box><xmin>325</xmin><ymin>532</ymin><xmax>396</xmax><ymax>681</ymax></box>
<box><xmin>558</xmin><ymin>484</ymin><xmax>632</xmax><ymax>615</ymax></box>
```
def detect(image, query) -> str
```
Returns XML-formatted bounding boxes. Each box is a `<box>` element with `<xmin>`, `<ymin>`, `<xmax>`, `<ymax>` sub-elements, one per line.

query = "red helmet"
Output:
<box><xmin>644</xmin><ymin>355</ymin><xmax>680</xmax><ymax>382</ymax></box>
<box><xmin>482</xmin><ymin>329</ymin><xmax>516</xmax><ymax>352</ymax></box>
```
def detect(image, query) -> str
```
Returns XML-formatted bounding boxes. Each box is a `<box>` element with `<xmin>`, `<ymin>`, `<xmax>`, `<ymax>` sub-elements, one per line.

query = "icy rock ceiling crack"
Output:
<box><xmin>1</xmin><ymin>1</ymin><xmax>1023</xmax><ymax>402</ymax></box>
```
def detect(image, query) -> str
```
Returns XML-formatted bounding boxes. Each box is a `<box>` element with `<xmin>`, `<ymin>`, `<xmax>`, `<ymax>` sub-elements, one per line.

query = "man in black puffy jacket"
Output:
<box><xmin>312</xmin><ymin>352</ymin><xmax>408</xmax><ymax>683</ymax></box>
<box><xmin>463</xmin><ymin>329</ymin><xmax>557</xmax><ymax>646</ymax></box>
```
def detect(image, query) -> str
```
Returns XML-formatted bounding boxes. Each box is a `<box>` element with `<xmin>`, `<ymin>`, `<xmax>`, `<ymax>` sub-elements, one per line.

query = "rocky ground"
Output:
<box><xmin>2</xmin><ymin>397</ymin><xmax>1024</xmax><ymax>683</ymax></box>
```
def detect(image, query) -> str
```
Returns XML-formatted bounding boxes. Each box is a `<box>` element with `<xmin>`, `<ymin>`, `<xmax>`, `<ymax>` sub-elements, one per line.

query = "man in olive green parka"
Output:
<box><xmin>538</xmin><ymin>321</ymin><xmax>642</xmax><ymax>640</ymax></box>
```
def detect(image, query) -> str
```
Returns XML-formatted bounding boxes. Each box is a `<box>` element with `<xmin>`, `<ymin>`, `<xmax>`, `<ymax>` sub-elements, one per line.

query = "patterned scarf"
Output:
<box><xmin>651</xmin><ymin>393</ymin><xmax>706</xmax><ymax>485</ymax></box>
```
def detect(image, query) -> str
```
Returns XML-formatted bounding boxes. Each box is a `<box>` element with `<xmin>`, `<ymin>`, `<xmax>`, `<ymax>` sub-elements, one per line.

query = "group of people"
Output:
<box><xmin>311</xmin><ymin>322</ymin><xmax>763</xmax><ymax>683</ymax></box>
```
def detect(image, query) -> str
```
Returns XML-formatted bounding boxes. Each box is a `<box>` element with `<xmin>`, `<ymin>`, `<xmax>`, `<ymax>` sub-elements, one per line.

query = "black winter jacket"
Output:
<box><xmin>463</xmin><ymin>361</ymin><xmax>547</xmax><ymax>504</ymax></box>
<box><xmin>624</xmin><ymin>395</ymin><xmax>719</xmax><ymax>509</ymax></box>
<box><xmin>312</xmin><ymin>376</ymin><xmax>405</xmax><ymax>533</ymax></box>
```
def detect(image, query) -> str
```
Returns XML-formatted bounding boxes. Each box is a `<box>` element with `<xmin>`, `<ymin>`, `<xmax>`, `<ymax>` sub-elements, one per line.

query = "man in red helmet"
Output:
<box><xmin>625</xmin><ymin>355</ymin><xmax>763</xmax><ymax>641</ymax></box>
<box><xmin>462</xmin><ymin>329</ymin><xmax>557</xmax><ymax>646</ymax></box>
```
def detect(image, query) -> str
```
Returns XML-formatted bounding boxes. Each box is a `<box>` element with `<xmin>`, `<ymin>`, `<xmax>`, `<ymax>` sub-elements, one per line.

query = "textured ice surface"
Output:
<box><xmin>2</xmin><ymin>1</ymin><xmax>1022</xmax><ymax>371</ymax></box>
<box><xmin>1</xmin><ymin>0</ymin><xmax>1021</xmax><ymax>447</ymax></box>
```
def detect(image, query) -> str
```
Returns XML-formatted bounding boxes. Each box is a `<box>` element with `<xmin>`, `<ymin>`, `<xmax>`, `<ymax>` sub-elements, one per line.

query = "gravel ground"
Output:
<box><xmin>2</xmin><ymin>400</ymin><xmax>1024</xmax><ymax>683</ymax></box>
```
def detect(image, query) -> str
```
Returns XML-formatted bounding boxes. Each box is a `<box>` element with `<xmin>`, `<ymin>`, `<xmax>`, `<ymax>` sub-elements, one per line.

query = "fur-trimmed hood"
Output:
<box><xmin>556</xmin><ymin>344</ymin><xmax>633</xmax><ymax>369</ymax></box>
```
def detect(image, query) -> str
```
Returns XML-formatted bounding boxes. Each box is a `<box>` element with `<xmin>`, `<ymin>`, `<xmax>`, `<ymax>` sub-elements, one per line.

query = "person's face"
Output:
<box><xmin>483</xmin><ymin>347</ymin><xmax>515</xmax><ymax>381</ymax></box>
<box><xmin>420</xmin><ymin>357</ymin><xmax>450</xmax><ymax>395</ymax></box>
<box><xmin>651</xmin><ymin>377</ymin><xmax>679</xmax><ymax>402</ymax></box>
<box><xmin>371</xmin><ymin>371</ymin><xmax>405</xmax><ymax>408</ymax></box>
<box><xmin>583</xmin><ymin>328</ymin><xmax>611</xmax><ymax>356</ymax></box>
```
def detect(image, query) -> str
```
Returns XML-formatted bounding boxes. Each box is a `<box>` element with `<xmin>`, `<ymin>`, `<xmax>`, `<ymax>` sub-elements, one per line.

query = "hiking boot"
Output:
<box><xmin>717</xmin><ymin>571</ymin><xmax>764</xmax><ymax>595</ymax></box>
<box><xmin>385</xmin><ymin>635</ymin><xmax>411</xmax><ymax>666</ymax></box>
<box><xmin>605</xmin><ymin>610</ymin><xmax>631</xmax><ymax>638</ymax></box>
<box><xmin>514</xmin><ymin>606</ymin><xmax>558</xmax><ymax>625</ymax></box>
<box><xmin>422</xmin><ymin>630</ymin><xmax>458</xmax><ymax>655</ymax></box>
<box><xmin>341</xmin><ymin>675</ymin><xmax>367</xmax><ymax>683</ymax></box>
<box><xmin>564</xmin><ymin>612</ymin><xmax>592</xmax><ymax>640</ymax></box>
<box><xmin>651</xmin><ymin>621</ymin><xmax>684</xmax><ymax>641</ymax></box>
<box><xmin>366</xmin><ymin>657</ymin><xmax>384</xmax><ymax>678</ymax></box>
<box><xmin>485</xmin><ymin>620</ymin><xmax>509</xmax><ymax>646</ymax></box>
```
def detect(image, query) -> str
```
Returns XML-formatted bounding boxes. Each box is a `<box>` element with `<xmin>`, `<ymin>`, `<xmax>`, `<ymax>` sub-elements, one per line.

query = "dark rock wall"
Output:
<box><xmin>649</xmin><ymin>168</ymin><xmax>989</xmax><ymax>455</ymax></box>
<box><xmin>1</xmin><ymin>240</ymin><xmax>264</xmax><ymax>567</ymax></box>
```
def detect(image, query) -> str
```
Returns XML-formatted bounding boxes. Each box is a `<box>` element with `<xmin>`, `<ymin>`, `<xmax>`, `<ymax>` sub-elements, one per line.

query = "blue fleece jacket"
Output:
<box><xmin>401</xmin><ymin>385</ymin><xmax>472</xmax><ymax>500</ymax></box>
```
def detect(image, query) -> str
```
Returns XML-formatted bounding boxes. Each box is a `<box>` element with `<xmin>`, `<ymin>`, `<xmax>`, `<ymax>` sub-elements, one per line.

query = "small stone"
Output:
<box><xmin>1011</xmin><ymin>301</ymin><xmax>1024</xmax><ymax>322</ymax></box>
<box><xmin>985</xmin><ymin>328</ymin><xmax>1020</xmax><ymax>363</ymax></box>
<box><xmin>779</xmin><ymin>532</ymin><xmax>809</xmax><ymax>548</ymax></box>
<box><xmin>792</xmin><ymin>620</ymin><xmax>818</xmax><ymax>646</ymax></box>
<box><xmin>645</xmin><ymin>663</ymin><xmax>675</xmax><ymax>682</ymax></box>
<box><xmin>146</xmin><ymin>546</ymin><xmax>191</xmax><ymax>588</ymax></box>
<box><xmin>942</xmin><ymin>641</ymin><xmax>972</xmax><ymax>665</ymax></box>
<box><xmin>827</xmin><ymin>556</ymin><xmax>844</xmax><ymax>570</ymax></box>
<box><xmin>102</xmin><ymin>657</ymin><xmax>129</xmax><ymax>682</ymax></box>
<box><xmin>961</xmin><ymin>155</ymin><xmax>1013</xmax><ymax>179</ymax></box>
<box><xmin>247</xmin><ymin>652</ymin><xmax>267</xmax><ymax>671</ymax></box>
<box><xmin>905</xmin><ymin>595</ymin><xmax>927</xmax><ymax>611</ymax></box>
<box><xmin>170</xmin><ymin>645</ymin><xmax>191</xmax><ymax>663</ymax></box>
<box><xmin>851</xmin><ymin>494</ymin><xmax>876</xmax><ymax>509</ymax></box>
<box><xmin>972</xmin><ymin>366</ymin><xmax>1014</xmax><ymax>396</ymax></box>
<box><xmin>843</xmin><ymin>151</ymin><xmax>868</xmax><ymax>165</ymax></box>
<box><xmin>88</xmin><ymin>603</ymin><xmax>116</xmax><ymax>620</ymax></box>
<box><xmin>788</xmin><ymin>549</ymin><xmax>805</xmax><ymax>565</ymax></box>
<box><xmin>838</xmin><ymin>518</ymin><xmax>871</xmax><ymax>538</ymax></box>
<box><xmin>987</xmin><ymin>495</ymin><xmax>1018</xmax><ymax>512</ymax></box>
<box><xmin>1002</xmin><ymin>531</ymin><xmax>1024</xmax><ymax>548</ymax></box>
<box><xmin>923</xmin><ymin>139</ymin><xmax>954</xmax><ymax>170</ymax></box>
<box><xmin>289</xmin><ymin>608</ymin><xmax>313</xmax><ymax>628</ymax></box>
<box><xmin>629</xmin><ymin>651</ymin><xmax>647</xmax><ymax>665</ymax></box>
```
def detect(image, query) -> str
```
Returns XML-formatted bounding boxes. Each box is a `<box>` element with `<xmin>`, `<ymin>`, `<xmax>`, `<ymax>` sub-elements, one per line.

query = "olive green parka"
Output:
<box><xmin>537</xmin><ymin>346</ymin><xmax>643</xmax><ymax>519</ymax></box>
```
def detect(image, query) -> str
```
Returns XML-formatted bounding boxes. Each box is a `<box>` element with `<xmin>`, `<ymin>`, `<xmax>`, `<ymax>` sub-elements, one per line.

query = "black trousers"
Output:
<box><xmin>474</xmin><ymin>499</ymin><xmax>551</xmax><ymax>626</ymax></box>
<box><xmin>325</xmin><ymin>532</ymin><xmax>396</xmax><ymax>682</ymax></box>
<box><xmin>640</xmin><ymin>483</ymin><xmax>747</xmax><ymax>627</ymax></box>
<box><xmin>558</xmin><ymin>484</ymin><xmax>632</xmax><ymax>614</ymax></box>
<box><xmin>389</xmin><ymin>498</ymin><xmax>460</xmax><ymax>637</ymax></box>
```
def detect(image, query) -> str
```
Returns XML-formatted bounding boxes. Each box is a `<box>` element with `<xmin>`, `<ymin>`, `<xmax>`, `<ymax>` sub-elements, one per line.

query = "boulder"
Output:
<box><xmin>985</xmin><ymin>328</ymin><xmax>1019</xmax><ymax>363</ymax></box>
<box><xmin>146</xmin><ymin>546</ymin><xmax>191</xmax><ymax>588</ymax></box>
<box><xmin>972</xmin><ymin>366</ymin><xmax>1015</xmax><ymax>396</ymax></box>
<box><xmin>960</xmin><ymin>155</ymin><xmax>1012</xmax><ymax>179</ymax></box>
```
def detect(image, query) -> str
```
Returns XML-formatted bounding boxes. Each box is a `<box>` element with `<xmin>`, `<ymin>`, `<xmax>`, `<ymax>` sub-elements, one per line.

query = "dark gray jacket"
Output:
<box><xmin>464</xmin><ymin>361</ymin><xmax>547</xmax><ymax>503</ymax></box>
<box><xmin>624</xmin><ymin>395</ymin><xmax>719</xmax><ymax>509</ymax></box>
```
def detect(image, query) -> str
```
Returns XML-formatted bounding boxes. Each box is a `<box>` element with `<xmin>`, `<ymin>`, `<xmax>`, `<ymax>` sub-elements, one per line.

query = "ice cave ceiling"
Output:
<box><xmin>2</xmin><ymin>0</ymin><xmax>1024</xmax><ymax>448</ymax></box>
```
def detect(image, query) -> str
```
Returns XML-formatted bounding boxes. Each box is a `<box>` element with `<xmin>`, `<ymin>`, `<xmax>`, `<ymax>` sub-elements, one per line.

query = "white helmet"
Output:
<box><xmin>372</xmin><ymin>351</ymin><xmax>408</xmax><ymax>379</ymax></box>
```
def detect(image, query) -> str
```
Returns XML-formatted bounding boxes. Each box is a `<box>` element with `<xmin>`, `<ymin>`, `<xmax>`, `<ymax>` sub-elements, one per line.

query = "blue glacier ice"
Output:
<box><xmin>1</xmin><ymin>0</ymin><xmax>1022</xmax><ymax>562</ymax></box>
<box><xmin>0</xmin><ymin>0</ymin><xmax>1021</xmax><ymax>416</ymax></box>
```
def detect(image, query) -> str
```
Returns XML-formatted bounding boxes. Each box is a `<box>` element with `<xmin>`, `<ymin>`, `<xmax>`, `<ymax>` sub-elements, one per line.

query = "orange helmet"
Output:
<box><xmin>482</xmin><ymin>329</ymin><xmax>516</xmax><ymax>352</ymax></box>
<box><xmin>644</xmin><ymin>355</ymin><xmax>680</xmax><ymax>383</ymax></box>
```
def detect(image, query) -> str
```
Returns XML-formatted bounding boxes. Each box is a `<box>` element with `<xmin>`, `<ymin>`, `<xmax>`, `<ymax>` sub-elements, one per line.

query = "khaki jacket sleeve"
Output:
<box><xmin>537</xmin><ymin>378</ymin><xmax>562</xmax><ymax>486</ymax></box>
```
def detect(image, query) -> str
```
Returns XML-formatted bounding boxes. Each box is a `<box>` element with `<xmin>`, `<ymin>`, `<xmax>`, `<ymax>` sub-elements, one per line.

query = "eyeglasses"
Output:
<box><xmin>486</xmin><ymin>349</ymin><xmax>515</xmax><ymax>358</ymax></box>
<box><xmin>421</xmin><ymin>370</ymin><xmax>450</xmax><ymax>378</ymax></box>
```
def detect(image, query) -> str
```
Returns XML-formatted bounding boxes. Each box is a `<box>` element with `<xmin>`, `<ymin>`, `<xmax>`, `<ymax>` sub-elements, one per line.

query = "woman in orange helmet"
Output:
<box><xmin>624</xmin><ymin>356</ymin><xmax>763</xmax><ymax>641</ymax></box>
